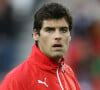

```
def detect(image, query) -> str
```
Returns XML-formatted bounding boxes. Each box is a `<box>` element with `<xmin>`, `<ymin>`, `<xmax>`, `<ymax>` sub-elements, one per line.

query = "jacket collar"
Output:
<box><xmin>28</xmin><ymin>44</ymin><xmax>64</xmax><ymax>72</ymax></box>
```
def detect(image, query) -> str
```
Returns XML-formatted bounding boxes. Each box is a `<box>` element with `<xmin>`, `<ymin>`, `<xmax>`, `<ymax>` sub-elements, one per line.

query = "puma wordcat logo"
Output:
<box><xmin>38</xmin><ymin>77</ymin><xmax>48</xmax><ymax>87</ymax></box>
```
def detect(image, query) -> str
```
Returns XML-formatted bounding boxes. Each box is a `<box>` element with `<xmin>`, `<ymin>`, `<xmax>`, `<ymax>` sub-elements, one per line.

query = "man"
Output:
<box><xmin>0</xmin><ymin>3</ymin><xmax>80</xmax><ymax>90</ymax></box>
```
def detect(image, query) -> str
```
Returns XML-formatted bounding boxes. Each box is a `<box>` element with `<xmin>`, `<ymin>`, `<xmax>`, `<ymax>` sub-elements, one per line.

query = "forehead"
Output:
<box><xmin>42</xmin><ymin>18</ymin><xmax>69</xmax><ymax>28</ymax></box>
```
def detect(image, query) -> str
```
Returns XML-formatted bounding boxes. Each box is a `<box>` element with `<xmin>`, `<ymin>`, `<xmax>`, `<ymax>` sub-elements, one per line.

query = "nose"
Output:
<box><xmin>54</xmin><ymin>30</ymin><xmax>62</xmax><ymax>40</ymax></box>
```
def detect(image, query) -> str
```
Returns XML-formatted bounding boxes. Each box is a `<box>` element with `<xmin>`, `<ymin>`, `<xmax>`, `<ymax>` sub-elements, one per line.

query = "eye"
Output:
<box><xmin>45</xmin><ymin>28</ymin><xmax>55</xmax><ymax>33</ymax></box>
<box><xmin>60</xmin><ymin>27</ymin><xmax>69</xmax><ymax>33</ymax></box>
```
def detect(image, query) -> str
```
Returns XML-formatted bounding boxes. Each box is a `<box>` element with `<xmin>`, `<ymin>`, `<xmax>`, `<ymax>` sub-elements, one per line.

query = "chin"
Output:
<box><xmin>52</xmin><ymin>54</ymin><xmax>63</xmax><ymax>58</ymax></box>
<box><xmin>49</xmin><ymin>51</ymin><xmax>64</xmax><ymax>58</ymax></box>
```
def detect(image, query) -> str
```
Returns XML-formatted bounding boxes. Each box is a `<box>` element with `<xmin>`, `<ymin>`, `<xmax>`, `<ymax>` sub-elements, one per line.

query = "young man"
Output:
<box><xmin>0</xmin><ymin>3</ymin><xmax>80</xmax><ymax>90</ymax></box>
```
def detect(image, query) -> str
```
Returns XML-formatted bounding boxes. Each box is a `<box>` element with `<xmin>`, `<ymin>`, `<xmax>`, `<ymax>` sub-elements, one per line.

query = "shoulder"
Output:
<box><xmin>0</xmin><ymin>60</ymin><xmax>30</xmax><ymax>88</ymax></box>
<box><xmin>64</xmin><ymin>63</ymin><xmax>81</xmax><ymax>89</ymax></box>
<box><xmin>64</xmin><ymin>63</ymin><xmax>78</xmax><ymax>80</ymax></box>
<box><xmin>7</xmin><ymin>60</ymin><xmax>30</xmax><ymax>78</ymax></box>
<box><xmin>64</xmin><ymin>63</ymin><xmax>75</xmax><ymax>75</ymax></box>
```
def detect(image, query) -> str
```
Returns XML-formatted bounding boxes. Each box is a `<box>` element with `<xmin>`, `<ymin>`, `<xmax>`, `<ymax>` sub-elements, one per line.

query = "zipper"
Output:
<box><xmin>56</xmin><ymin>67</ymin><xmax>64</xmax><ymax>90</ymax></box>
<box><xmin>61</xmin><ymin>62</ymin><xmax>65</xmax><ymax>74</ymax></box>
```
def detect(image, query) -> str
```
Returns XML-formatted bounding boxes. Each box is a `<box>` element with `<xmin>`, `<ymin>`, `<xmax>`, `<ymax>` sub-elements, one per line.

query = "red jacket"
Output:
<box><xmin>0</xmin><ymin>44</ymin><xmax>80</xmax><ymax>90</ymax></box>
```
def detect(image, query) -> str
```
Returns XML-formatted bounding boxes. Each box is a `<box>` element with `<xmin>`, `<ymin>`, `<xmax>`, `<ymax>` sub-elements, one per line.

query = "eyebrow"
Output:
<box><xmin>60</xmin><ymin>27</ymin><xmax>69</xmax><ymax>29</ymax></box>
<box><xmin>44</xmin><ymin>27</ymin><xmax>55</xmax><ymax>29</ymax></box>
<box><xmin>44</xmin><ymin>26</ymin><xmax>69</xmax><ymax>29</ymax></box>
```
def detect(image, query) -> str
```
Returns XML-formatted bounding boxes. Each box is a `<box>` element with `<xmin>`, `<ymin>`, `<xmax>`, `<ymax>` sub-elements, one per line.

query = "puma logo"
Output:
<box><xmin>38</xmin><ymin>77</ymin><xmax>48</xmax><ymax>87</ymax></box>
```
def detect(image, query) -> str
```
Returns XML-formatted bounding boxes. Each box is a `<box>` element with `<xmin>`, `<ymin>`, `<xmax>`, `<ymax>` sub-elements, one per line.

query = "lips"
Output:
<box><xmin>53</xmin><ymin>44</ymin><xmax>62</xmax><ymax>47</ymax></box>
<box><xmin>52</xmin><ymin>44</ymin><xmax>63</xmax><ymax>50</ymax></box>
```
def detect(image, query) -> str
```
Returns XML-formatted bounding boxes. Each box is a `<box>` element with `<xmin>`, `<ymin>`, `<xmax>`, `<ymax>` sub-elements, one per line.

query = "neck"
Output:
<box><xmin>50</xmin><ymin>57</ymin><xmax>62</xmax><ymax>63</ymax></box>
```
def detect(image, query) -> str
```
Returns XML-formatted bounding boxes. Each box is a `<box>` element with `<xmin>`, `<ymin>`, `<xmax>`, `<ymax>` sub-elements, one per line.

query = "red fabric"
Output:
<box><xmin>0</xmin><ymin>44</ymin><xmax>80</xmax><ymax>90</ymax></box>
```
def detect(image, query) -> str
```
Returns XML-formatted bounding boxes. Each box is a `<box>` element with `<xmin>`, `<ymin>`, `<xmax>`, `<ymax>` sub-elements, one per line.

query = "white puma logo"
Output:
<box><xmin>38</xmin><ymin>77</ymin><xmax>48</xmax><ymax>87</ymax></box>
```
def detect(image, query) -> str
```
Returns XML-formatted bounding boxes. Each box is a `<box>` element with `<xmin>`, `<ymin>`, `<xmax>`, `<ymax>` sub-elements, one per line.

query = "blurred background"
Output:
<box><xmin>0</xmin><ymin>0</ymin><xmax>100</xmax><ymax>90</ymax></box>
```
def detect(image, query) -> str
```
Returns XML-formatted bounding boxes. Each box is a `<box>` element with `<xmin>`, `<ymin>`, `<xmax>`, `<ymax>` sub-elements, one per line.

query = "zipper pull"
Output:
<box><xmin>61</xmin><ymin>62</ymin><xmax>65</xmax><ymax>74</ymax></box>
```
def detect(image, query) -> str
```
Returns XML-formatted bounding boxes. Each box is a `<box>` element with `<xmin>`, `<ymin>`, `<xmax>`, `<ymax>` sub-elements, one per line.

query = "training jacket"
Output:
<box><xmin>0</xmin><ymin>44</ymin><xmax>80</xmax><ymax>90</ymax></box>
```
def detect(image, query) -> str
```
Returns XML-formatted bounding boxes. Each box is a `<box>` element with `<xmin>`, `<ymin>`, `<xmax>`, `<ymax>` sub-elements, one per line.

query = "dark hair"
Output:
<box><xmin>33</xmin><ymin>3</ymin><xmax>72</xmax><ymax>34</ymax></box>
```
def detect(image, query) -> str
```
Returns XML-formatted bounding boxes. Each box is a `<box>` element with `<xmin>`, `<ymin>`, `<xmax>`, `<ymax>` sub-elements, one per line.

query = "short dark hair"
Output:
<box><xmin>33</xmin><ymin>3</ymin><xmax>73</xmax><ymax>34</ymax></box>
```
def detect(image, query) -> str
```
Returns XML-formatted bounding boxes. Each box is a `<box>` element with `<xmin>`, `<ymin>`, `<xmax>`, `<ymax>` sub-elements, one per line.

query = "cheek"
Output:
<box><xmin>39</xmin><ymin>36</ymin><xmax>50</xmax><ymax>47</ymax></box>
<box><xmin>64</xmin><ymin>36</ymin><xmax>70</xmax><ymax>43</ymax></box>
<box><xmin>42</xmin><ymin>37</ymin><xmax>49</xmax><ymax>43</ymax></box>
<box><xmin>63</xmin><ymin>36</ymin><xmax>71</xmax><ymax>50</ymax></box>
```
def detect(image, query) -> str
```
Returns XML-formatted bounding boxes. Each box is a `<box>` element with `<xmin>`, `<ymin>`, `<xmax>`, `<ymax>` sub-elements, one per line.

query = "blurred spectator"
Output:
<box><xmin>88</xmin><ymin>20</ymin><xmax>100</xmax><ymax>90</ymax></box>
<box><xmin>0</xmin><ymin>0</ymin><xmax>15</xmax><ymax>72</ymax></box>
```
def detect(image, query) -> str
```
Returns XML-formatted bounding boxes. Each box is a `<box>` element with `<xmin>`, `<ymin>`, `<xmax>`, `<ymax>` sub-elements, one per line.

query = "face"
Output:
<box><xmin>33</xmin><ymin>18</ymin><xmax>71</xmax><ymax>61</ymax></box>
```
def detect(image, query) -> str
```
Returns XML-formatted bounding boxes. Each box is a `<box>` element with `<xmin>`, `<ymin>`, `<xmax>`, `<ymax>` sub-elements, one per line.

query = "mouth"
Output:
<box><xmin>53</xmin><ymin>44</ymin><xmax>62</xmax><ymax>47</ymax></box>
<box><xmin>52</xmin><ymin>44</ymin><xmax>63</xmax><ymax>50</ymax></box>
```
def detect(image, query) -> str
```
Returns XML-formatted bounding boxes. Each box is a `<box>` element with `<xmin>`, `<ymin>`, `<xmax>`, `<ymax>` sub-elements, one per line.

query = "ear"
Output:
<box><xmin>33</xmin><ymin>29</ymin><xmax>39</xmax><ymax>41</ymax></box>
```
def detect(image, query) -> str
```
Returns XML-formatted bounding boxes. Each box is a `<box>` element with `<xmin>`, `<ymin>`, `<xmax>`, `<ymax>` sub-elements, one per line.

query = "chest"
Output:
<box><xmin>20</xmin><ymin>68</ymin><xmax>77</xmax><ymax>90</ymax></box>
